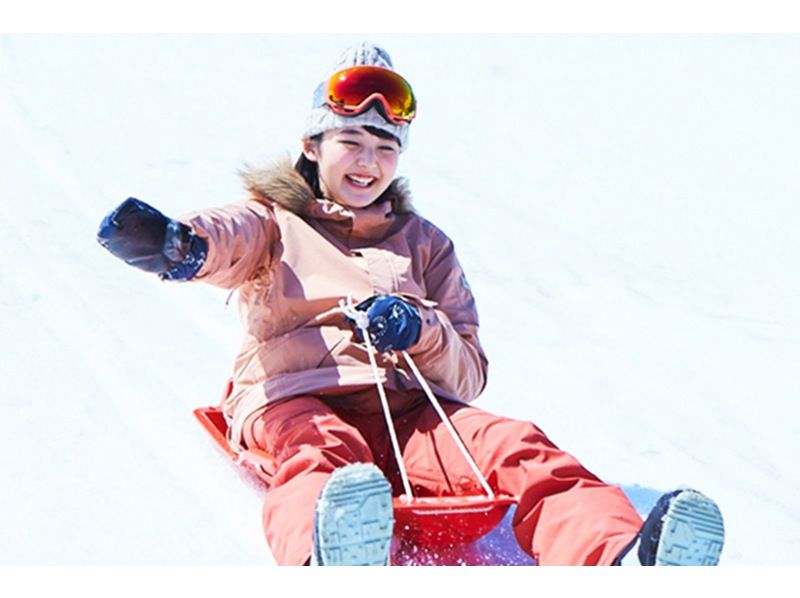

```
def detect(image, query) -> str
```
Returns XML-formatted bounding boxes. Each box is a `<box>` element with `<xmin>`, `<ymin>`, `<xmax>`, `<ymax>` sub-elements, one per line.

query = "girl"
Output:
<box><xmin>97</xmin><ymin>42</ymin><xmax>724</xmax><ymax>566</ymax></box>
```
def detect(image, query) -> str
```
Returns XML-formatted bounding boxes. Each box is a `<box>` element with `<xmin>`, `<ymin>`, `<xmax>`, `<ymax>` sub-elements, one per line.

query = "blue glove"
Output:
<box><xmin>352</xmin><ymin>295</ymin><xmax>422</xmax><ymax>353</ymax></box>
<box><xmin>97</xmin><ymin>197</ymin><xmax>207</xmax><ymax>281</ymax></box>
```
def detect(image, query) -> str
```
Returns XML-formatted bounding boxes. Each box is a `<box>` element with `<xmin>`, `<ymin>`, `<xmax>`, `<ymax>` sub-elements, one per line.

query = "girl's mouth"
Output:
<box><xmin>346</xmin><ymin>174</ymin><xmax>376</xmax><ymax>188</ymax></box>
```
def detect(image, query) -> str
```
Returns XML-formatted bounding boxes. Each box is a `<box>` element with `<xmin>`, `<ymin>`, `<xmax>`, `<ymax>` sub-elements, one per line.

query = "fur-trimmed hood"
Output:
<box><xmin>240</xmin><ymin>157</ymin><xmax>414</xmax><ymax>217</ymax></box>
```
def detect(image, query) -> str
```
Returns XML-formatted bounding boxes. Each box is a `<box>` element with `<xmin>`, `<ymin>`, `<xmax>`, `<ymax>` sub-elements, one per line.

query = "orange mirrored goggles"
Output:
<box><xmin>316</xmin><ymin>65</ymin><xmax>417</xmax><ymax>125</ymax></box>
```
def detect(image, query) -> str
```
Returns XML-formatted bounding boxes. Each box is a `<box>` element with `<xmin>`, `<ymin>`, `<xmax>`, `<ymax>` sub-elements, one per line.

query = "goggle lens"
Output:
<box><xmin>326</xmin><ymin>66</ymin><xmax>416</xmax><ymax>124</ymax></box>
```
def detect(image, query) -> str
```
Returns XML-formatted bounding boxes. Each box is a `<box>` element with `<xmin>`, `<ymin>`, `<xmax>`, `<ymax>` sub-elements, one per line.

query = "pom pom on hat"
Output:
<box><xmin>304</xmin><ymin>42</ymin><xmax>410</xmax><ymax>151</ymax></box>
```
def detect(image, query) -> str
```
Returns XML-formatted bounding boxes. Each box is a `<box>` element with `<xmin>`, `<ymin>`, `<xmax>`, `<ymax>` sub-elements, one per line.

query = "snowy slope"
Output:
<box><xmin>1</xmin><ymin>34</ymin><xmax>798</xmax><ymax>565</ymax></box>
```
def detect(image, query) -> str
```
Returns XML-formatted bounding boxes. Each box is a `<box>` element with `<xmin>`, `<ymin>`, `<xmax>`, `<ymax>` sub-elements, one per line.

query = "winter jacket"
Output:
<box><xmin>179</xmin><ymin>159</ymin><xmax>488</xmax><ymax>449</ymax></box>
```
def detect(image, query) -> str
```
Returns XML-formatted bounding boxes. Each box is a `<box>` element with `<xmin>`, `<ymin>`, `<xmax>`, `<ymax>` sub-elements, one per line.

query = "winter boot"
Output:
<box><xmin>617</xmin><ymin>489</ymin><xmax>725</xmax><ymax>565</ymax></box>
<box><xmin>312</xmin><ymin>463</ymin><xmax>394</xmax><ymax>566</ymax></box>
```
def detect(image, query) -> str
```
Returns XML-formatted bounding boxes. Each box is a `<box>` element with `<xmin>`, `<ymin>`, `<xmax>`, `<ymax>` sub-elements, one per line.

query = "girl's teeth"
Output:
<box><xmin>348</xmin><ymin>175</ymin><xmax>374</xmax><ymax>187</ymax></box>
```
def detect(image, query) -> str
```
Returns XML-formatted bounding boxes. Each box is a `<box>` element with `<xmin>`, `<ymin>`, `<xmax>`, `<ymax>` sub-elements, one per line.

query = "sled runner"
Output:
<box><xmin>193</xmin><ymin>299</ymin><xmax>530</xmax><ymax>565</ymax></box>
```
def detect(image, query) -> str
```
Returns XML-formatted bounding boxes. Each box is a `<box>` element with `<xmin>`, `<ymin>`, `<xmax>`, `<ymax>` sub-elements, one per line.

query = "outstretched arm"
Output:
<box><xmin>98</xmin><ymin>198</ymin><xmax>278</xmax><ymax>289</ymax></box>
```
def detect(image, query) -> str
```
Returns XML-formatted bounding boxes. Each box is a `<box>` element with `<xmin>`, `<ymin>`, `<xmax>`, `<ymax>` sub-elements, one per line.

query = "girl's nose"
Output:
<box><xmin>357</xmin><ymin>147</ymin><xmax>378</xmax><ymax>168</ymax></box>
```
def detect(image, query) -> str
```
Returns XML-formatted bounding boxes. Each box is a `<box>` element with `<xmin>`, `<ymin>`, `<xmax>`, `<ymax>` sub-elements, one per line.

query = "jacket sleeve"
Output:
<box><xmin>405</xmin><ymin>228</ymin><xmax>488</xmax><ymax>403</ymax></box>
<box><xmin>178</xmin><ymin>200</ymin><xmax>278</xmax><ymax>289</ymax></box>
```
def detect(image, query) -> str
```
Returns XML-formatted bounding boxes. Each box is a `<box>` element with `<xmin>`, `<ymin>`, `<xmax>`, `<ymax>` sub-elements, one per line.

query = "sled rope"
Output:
<box><xmin>340</xmin><ymin>298</ymin><xmax>415</xmax><ymax>501</ymax></box>
<box><xmin>401</xmin><ymin>350</ymin><xmax>495</xmax><ymax>500</ymax></box>
<box><xmin>339</xmin><ymin>297</ymin><xmax>495</xmax><ymax>501</ymax></box>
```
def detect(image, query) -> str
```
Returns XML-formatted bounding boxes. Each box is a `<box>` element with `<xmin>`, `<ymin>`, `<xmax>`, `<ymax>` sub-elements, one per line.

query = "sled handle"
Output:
<box><xmin>401</xmin><ymin>351</ymin><xmax>495</xmax><ymax>500</ymax></box>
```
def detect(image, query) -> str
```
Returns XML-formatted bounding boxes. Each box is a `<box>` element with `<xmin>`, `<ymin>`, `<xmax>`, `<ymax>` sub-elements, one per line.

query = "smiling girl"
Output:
<box><xmin>97</xmin><ymin>42</ymin><xmax>724</xmax><ymax>567</ymax></box>
<box><xmin>303</xmin><ymin>127</ymin><xmax>400</xmax><ymax>207</ymax></box>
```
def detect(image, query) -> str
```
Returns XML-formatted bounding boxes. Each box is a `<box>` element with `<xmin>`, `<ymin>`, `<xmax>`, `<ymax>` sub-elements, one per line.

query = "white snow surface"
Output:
<box><xmin>1</xmin><ymin>34</ymin><xmax>798</xmax><ymax>566</ymax></box>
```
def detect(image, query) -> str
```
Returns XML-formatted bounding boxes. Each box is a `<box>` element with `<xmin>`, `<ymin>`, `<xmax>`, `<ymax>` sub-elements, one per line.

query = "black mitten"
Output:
<box><xmin>97</xmin><ymin>197</ymin><xmax>206</xmax><ymax>280</ymax></box>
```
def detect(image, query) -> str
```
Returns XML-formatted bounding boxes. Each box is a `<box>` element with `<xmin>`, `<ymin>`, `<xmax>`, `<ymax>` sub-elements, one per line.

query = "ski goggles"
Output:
<box><xmin>314</xmin><ymin>65</ymin><xmax>417</xmax><ymax>125</ymax></box>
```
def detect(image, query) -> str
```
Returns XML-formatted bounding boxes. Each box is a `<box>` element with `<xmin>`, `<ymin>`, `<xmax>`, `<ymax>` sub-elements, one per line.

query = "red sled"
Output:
<box><xmin>194</xmin><ymin>381</ymin><xmax>534</xmax><ymax>565</ymax></box>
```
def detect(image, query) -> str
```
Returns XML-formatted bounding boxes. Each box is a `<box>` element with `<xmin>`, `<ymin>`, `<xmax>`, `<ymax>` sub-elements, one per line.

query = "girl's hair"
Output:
<box><xmin>294</xmin><ymin>125</ymin><xmax>400</xmax><ymax>198</ymax></box>
<box><xmin>294</xmin><ymin>133</ymin><xmax>324</xmax><ymax>197</ymax></box>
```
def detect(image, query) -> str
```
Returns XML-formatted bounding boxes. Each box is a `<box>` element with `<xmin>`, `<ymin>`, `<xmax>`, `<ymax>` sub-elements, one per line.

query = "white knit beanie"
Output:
<box><xmin>304</xmin><ymin>42</ymin><xmax>411</xmax><ymax>151</ymax></box>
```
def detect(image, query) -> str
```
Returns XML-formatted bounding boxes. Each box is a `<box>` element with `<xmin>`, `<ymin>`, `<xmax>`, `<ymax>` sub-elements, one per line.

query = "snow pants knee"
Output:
<box><xmin>251</xmin><ymin>395</ymin><xmax>642</xmax><ymax>565</ymax></box>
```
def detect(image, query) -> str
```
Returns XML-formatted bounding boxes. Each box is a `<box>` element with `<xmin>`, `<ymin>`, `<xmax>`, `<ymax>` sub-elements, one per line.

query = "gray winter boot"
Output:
<box><xmin>312</xmin><ymin>463</ymin><xmax>394</xmax><ymax>566</ymax></box>
<box><xmin>617</xmin><ymin>489</ymin><xmax>725</xmax><ymax>565</ymax></box>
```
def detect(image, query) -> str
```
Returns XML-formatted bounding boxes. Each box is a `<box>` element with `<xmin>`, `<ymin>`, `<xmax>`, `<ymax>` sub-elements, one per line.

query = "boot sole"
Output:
<box><xmin>656</xmin><ymin>490</ymin><xmax>725</xmax><ymax>565</ymax></box>
<box><xmin>313</xmin><ymin>463</ymin><xmax>394</xmax><ymax>566</ymax></box>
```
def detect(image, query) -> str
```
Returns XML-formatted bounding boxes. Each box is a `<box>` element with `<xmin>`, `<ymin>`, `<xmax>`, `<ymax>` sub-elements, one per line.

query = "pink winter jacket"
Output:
<box><xmin>180</xmin><ymin>160</ymin><xmax>488</xmax><ymax>449</ymax></box>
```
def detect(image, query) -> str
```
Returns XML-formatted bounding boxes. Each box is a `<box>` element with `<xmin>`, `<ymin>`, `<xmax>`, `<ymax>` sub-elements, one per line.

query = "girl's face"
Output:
<box><xmin>303</xmin><ymin>127</ymin><xmax>400</xmax><ymax>209</ymax></box>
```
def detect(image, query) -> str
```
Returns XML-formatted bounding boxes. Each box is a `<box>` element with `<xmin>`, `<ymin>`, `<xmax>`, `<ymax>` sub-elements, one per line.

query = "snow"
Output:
<box><xmin>1</xmin><ymin>34</ymin><xmax>799</xmax><ymax>567</ymax></box>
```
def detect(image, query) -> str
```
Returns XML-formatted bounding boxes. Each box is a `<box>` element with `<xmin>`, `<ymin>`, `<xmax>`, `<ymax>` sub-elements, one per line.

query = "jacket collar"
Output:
<box><xmin>240</xmin><ymin>158</ymin><xmax>413</xmax><ymax>242</ymax></box>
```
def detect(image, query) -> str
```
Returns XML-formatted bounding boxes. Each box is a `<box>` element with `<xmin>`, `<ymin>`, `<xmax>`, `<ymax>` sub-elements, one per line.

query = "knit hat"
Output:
<box><xmin>304</xmin><ymin>42</ymin><xmax>411</xmax><ymax>151</ymax></box>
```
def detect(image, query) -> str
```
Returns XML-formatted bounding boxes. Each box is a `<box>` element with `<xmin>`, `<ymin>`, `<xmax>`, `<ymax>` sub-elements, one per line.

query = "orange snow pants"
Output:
<box><xmin>251</xmin><ymin>394</ymin><xmax>642</xmax><ymax>566</ymax></box>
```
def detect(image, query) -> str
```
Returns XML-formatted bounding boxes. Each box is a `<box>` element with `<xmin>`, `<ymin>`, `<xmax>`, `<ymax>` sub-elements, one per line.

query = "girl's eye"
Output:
<box><xmin>340</xmin><ymin>140</ymin><xmax>359</xmax><ymax>147</ymax></box>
